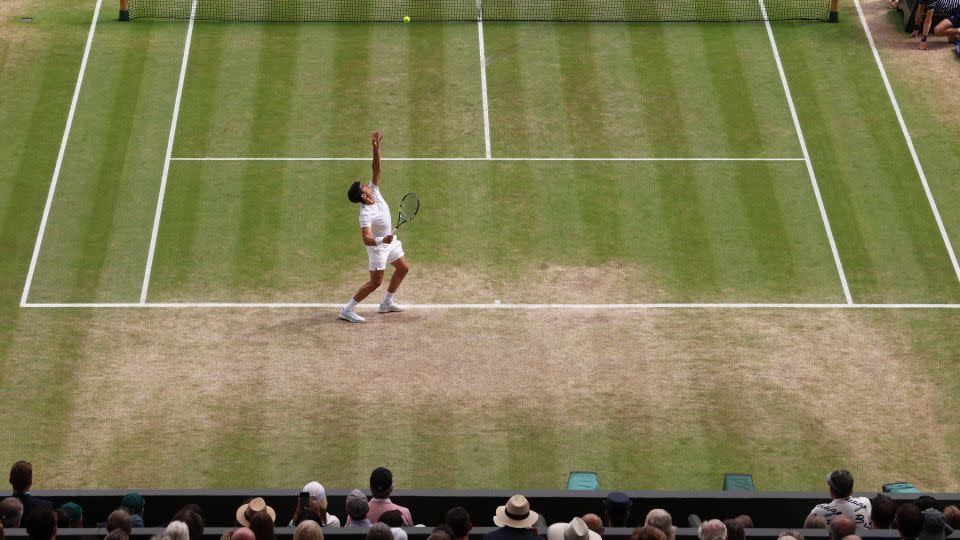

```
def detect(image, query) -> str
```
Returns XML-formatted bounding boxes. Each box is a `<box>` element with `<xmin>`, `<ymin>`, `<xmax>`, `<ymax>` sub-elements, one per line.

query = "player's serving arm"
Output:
<box><xmin>339</xmin><ymin>131</ymin><xmax>410</xmax><ymax>323</ymax></box>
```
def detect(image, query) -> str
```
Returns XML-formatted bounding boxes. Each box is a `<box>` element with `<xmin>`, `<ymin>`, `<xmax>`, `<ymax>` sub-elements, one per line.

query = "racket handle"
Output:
<box><xmin>392</xmin><ymin>228</ymin><xmax>397</xmax><ymax>236</ymax></box>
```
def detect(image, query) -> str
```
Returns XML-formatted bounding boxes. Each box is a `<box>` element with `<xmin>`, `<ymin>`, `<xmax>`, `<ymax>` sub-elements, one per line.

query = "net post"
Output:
<box><xmin>828</xmin><ymin>0</ymin><xmax>839</xmax><ymax>21</ymax></box>
<box><xmin>119</xmin><ymin>0</ymin><xmax>129</xmax><ymax>21</ymax></box>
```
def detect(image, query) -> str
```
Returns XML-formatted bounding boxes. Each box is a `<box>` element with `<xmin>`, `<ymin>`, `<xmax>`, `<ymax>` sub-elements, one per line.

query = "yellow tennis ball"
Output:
<box><xmin>403</xmin><ymin>15</ymin><xmax>410</xmax><ymax>22</ymax></box>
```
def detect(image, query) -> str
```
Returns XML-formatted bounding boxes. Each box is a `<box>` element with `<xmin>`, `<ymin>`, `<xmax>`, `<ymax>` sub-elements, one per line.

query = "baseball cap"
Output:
<box><xmin>370</xmin><ymin>467</ymin><xmax>393</xmax><ymax>491</ymax></box>
<box><xmin>60</xmin><ymin>502</ymin><xmax>83</xmax><ymax>522</ymax></box>
<box><xmin>919</xmin><ymin>509</ymin><xmax>954</xmax><ymax>540</ymax></box>
<box><xmin>121</xmin><ymin>492</ymin><xmax>145</xmax><ymax>514</ymax></box>
<box><xmin>346</xmin><ymin>489</ymin><xmax>369</xmax><ymax>518</ymax></box>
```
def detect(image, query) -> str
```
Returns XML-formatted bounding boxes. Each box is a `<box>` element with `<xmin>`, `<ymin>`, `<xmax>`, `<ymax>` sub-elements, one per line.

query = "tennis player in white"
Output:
<box><xmin>339</xmin><ymin>131</ymin><xmax>409</xmax><ymax>323</ymax></box>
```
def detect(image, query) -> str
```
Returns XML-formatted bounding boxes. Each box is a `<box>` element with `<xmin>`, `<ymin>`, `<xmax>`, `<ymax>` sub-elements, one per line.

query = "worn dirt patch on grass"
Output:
<box><xmin>865</xmin><ymin>0</ymin><xmax>960</xmax><ymax>119</ymax></box>
<box><xmin>43</xmin><ymin>302</ymin><xmax>959</xmax><ymax>490</ymax></box>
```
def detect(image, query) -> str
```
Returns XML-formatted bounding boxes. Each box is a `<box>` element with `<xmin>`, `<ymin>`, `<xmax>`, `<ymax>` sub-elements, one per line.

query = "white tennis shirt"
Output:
<box><xmin>358</xmin><ymin>182</ymin><xmax>393</xmax><ymax>249</ymax></box>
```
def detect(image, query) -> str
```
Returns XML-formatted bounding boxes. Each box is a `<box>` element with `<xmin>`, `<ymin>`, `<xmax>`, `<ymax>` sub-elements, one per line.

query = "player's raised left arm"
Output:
<box><xmin>372</xmin><ymin>131</ymin><xmax>382</xmax><ymax>186</ymax></box>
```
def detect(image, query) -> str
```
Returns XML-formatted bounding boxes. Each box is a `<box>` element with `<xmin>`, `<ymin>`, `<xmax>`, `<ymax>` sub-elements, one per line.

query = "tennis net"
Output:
<box><xmin>126</xmin><ymin>0</ymin><xmax>831</xmax><ymax>22</ymax></box>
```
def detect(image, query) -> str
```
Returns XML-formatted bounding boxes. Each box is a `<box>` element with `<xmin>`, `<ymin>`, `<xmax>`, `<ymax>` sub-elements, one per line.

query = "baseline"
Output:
<box><xmin>759</xmin><ymin>0</ymin><xmax>853</xmax><ymax>305</ymax></box>
<box><xmin>851</xmin><ymin>0</ymin><xmax>960</xmax><ymax>285</ymax></box>
<box><xmin>170</xmin><ymin>157</ymin><xmax>806</xmax><ymax>162</ymax></box>
<box><xmin>140</xmin><ymin>0</ymin><xmax>199</xmax><ymax>303</ymax></box>
<box><xmin>19</xmin><ymin>302</ymin><xmax>960</xmax><ymax>310</ymax></box>
<box><xmin>19</xmin><ymin>0</ymin><xmax>105</xmax><ymax>307</ymax></box>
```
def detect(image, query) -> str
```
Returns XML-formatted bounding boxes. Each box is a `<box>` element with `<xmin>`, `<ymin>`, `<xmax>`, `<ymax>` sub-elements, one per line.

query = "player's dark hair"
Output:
<box><xmin>348</xmin><ymin>181</ymin><xmax>362</xmax><ymax>203</ymax></box>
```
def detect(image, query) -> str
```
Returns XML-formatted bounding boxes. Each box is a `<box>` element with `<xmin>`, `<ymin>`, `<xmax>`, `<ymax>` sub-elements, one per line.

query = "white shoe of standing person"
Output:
<box><xmin>338</xmin><ymin>308</ymin><xmax>366</xmax><ymax>323</ymax></box>
<box><xmin>378</xmin><ymin>301</ymin><xmax>404</xmax><ymax>313</ymax></box>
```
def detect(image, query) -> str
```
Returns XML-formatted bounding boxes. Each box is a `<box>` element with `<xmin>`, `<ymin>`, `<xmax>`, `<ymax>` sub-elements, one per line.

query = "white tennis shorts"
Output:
<box><xmin>366</xmin><ymin>239</ymin><xmax>404</xmax><ymax>271</ymax></box>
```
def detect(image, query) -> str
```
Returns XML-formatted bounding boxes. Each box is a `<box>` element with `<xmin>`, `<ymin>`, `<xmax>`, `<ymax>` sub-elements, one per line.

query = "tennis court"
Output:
<box><xmin>4</xmin><ymin>0</ymin><xmax>960</xmax><ymax>490</ymax></box>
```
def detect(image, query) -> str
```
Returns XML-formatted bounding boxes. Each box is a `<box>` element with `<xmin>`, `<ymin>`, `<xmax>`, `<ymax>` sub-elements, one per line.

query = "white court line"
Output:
<box><xmin>852</xmin><ymin>0</ymin><xmax>960</xmax><ymax>285</ymax></box>
<box><xmin>476</xmin><ymin>3</ymin><xmax>492</xmax><ymax>159</ymax></box>
<box><xmin>19</xmin><ymin>0</ymin><xmax>104</xmax><ymax>307</ymax></box>
<box><xmin>759</xmin><ymin>0</ymin><xmax>853</xmax><ymax>305</ymax></box>
<box><xmin>170</xmin><ymin>156</ymin><xmax>806</xmax><ymax>162</ymax></box>
<box><xmin>140</xmin><ymin>0</ymin><xmax>198</xmax><ymax>304</ymax></box>
<box><xmin>19</xmin><ymin>302</ymin><xmax>960</xmax><ymax>309</ymax></box>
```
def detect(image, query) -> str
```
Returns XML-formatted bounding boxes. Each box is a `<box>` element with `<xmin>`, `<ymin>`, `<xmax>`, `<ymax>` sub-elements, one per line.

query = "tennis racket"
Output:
<box><xmin>392</xmin><ymin>192</ymin><xmax>420</xmax><ymax>236</ymax></box>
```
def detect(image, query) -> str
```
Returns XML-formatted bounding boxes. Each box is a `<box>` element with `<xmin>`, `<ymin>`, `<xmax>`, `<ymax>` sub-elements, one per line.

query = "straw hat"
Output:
<box><xmin>493</xmin><ymin>495</ymin><xmax>539</xmax><ymax>529</ymax></box>
<box><xmin>236</xmin><ymin>497</ymin><xmax>277</xmax><ymax>526</ymax></box>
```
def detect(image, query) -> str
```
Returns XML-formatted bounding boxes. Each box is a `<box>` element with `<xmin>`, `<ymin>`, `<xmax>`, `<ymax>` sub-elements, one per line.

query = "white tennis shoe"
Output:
<box><xmin>338</xmin><ymin>308</ymin><xmax>366</xmax><ymax>323</ymax></box>
<box><xmin>378</xmin><ymin>301</ymin><xmax>405</xmax><ymax>313</ymax></box>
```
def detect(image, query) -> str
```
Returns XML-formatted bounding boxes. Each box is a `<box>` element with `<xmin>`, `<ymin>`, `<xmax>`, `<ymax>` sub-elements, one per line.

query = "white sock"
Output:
<box><xmin>384</xmin><ymin>292</ymin><xmax>394</xmax><ymax>304</ymax></box>
<box><xmin>345</xmin><ymin>298</ymin><xmax>359</xmax><ymax>310</ymax></box>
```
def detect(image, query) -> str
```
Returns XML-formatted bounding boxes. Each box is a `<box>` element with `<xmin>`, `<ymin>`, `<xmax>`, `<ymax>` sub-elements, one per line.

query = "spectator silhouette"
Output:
<box><xmin>483</xmin><ymin>495</ymin><xmax>540</xmax><ymax>540</ymax></box>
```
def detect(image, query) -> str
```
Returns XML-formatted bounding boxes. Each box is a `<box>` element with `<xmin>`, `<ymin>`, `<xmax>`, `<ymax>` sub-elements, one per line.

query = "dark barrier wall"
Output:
<box><xmin>20</xmin><ymin>489</ymin><xmax>960</xmax><ymax>530</ymax></box>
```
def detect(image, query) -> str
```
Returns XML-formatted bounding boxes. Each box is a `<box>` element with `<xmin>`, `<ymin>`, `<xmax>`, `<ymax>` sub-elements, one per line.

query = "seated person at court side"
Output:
<box><xmin>446</xmin><ymin>507</ymin><xmax>472</xmax><ymax>540</ymax></box>
<box><xmin>120</xmin><ymin>493</ymin><xmax>145</xmax><ymax>528</ymax></box>
<box><xmin>25</xmin><ymin>507</ymin><xmax>58</xmax><ymax>540</ymax></box>
<box><xmin>645</xmin><ymin>510</ymin><xmax>676</xmax><ymax>540</ymax></box>
<box><xmin>106</xmin><ymin>509</ymin><xmax>132</xmax><ymax>536</ymax></box>
<box><xmin>632</xmin><ymin>527</ymin><xmax>667</xmax><ymax>540</ymax></box>
<box><xmin>9</xmin><ymin>461</ymin><xmax>53</xmax><ymax>520</ymax></box>
<box><xmin>810</xmin><ymin>470</ymin><xmax>872</xmax><ymax>528</ymax></box>
<box><xmin>722</xmin><ymin>519</ymin><xmax>744</xmax><ymax>540</ymax></box>
<box><xmin>871</xmin><ymin>495</ymin><xmax>896</xmax><ymax>529</ymax></box>
<box><xmin>483</xmin><ymin>495</ymin><xmax>541</xmax><ymax>540</ymax></box>
<box><xmin>944</xmin><ymin>506</ymin><xmax>960</xmax><ymax>530</ymax></box>
<box><xmin>363</xmin><ymin>468</ymin><xmax>412</xmax><ymax>526</ymax></box>
<box><xmin>581</xmin><ymin>514</ymin><xmax>603</xmax><ymax>536</ymax></box>
<box><xmin>895</xmin><ymin>504</ymin><xmax>924</xmax><ymax>540</ymax></box>
<box><xmin>603</xmin><ymin>492</ymin><xmax>632</xmax><ymax>528</ymax></box>
<box><xmin>805</xmin><ymin>514</ymin><xmax>828</xmax><ymax>529</ymax></box>
<box><xmin>912</xmin><ymin>0</ymin><xmax>960</xmax><ymax>49</ymax></box>
<box><xmin>344</xmin><ymin>490</ymin><xmax>372</xmax><ymax>528</ymax></box>
<box><xmin>56</xmin><ymin>502</ymin><xmax>83</xmax><ymax>528</ymax></box>
<box><xmin>1</xmin><ymin>497</ymin><xmax>24</xmax><ymax>528</ymax></box>
<box><xmin>828</xmin><ymin>516</ymin><xmax>856</xmax><ymax>540</ymax></box>
<box><xmin>698</xmin><ymin>520</ymin><xmax>727</xmax><ymax>540</ymax></box>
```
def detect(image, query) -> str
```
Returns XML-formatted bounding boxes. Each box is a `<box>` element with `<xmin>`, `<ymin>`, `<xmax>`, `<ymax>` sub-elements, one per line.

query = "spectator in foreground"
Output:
<box><xmin>232</xmin><ymin>528</ymin><xmax>256</xmax><ymax>540</ymax></box>
<box><xmin>871</xmin><ymin>495</ymin><xmax>896</xmax><ymax>529</ymax></box>
<box><xmin>9</xmin><ymin>462</ymin><xmax>53</xmax><ymax>519</ymax></box>
<box><xmin>366</xmin><ymin>523</ymin><xmax>395</xmax><ymax>540</ymax></box>
<box><xmin>428</xmin><ymin>528</ymin><xmax>454</xmax><ymax>540</ymax></box>
<box><xmin>292</xmin><ymin>482</ymin><xmax>340</xmax><ymax>528</ymax></box>
<box><xmin>804</xmin><ymin>514</ymin><xmax>828</xmax><ymax>529</ymax></box>
<box><xmin>57</xmin><ymin>502</ymin><xmax>83</xmax><ymax>528</ymax></box>
<box><xmin>367</xmin><ymin>468</ymin><xmax>412</xmax><ymax>526</ymax></box>
<box><xmin>345</xmin><ymin>490</ymin><xmax>372</xmax><ymax>528</ymax></box>
<box><xmin>173</xmin><ymin>504</ymin><xmax>205</xmax><ymax>540</ymax></box>
<box><xmin>777</xmin><ymin>530</ymin><xmax>804</xmax><ymax>540</ymax></box>
<box><xmin>896</xmin><ymin>504</ymin><xmax>924</xmax><ymax>540</ymax></box>
<box><xmin>645</xmin><ymin>510</ymin><xmax>675</xmax><ymax>540</ymax></box>
<box><xmin>733</xmin><ymin>516</ymin><xmax>753</xmax><ymax>529</ymax></box>
<box><xmin>581</xmin><ymin>514</ymin><xmax>603</xmax><ymax>536</ymax></box>
<box><xmin>603</xmin><ymin>492</ymin><xmax>632</xmax><ymax>528</ymax></box>
<box><xmin>293</xmin><ymin>520</ymin><xmax>324</xmax><ymax>540</ymax></box>
<box><xmin>698</xmin><ymin>520</ymin><xmax>727</xmax><ymax>540</ymax></box>
<box><xmin>379</xmin><ymin>510</ymin><xmax>404</xmax><ymax>528</ymax></box>
<box><xmin>944</xmin><ymin>506</ymin><xmax>960</xmax><ymax>530</ymax></box>
<box><xmin>919</xmin><ymin>508</ymin><xmax>954</xmax><ymax>540</ymax></box>
<box><xmin>236</xmin><ymin>498</ymin><xmax>277</xmax><ymax>528</ymax></box>
<box><xmin>106</xmin><ymin>509</ymin><xmax>132</xmax><ymax>536</ymax></box>
<box><xmin>810</xmin><ymin>470</ymin><xmax>871</xmax><ymax>528</ymax></box>
<box><xmin>104</xmin><ymin>530</ymin><xmax>129</xmax><ymax>540</ymax></box>
<box><xmin>828</xmin><ymin>516</ymin><xmax>856</xmax><ymax>540</ymax></box>
<box><xmin>121</xmin><ymin>493</ymin><xmax>145</xmax><ymax>528</ymax></box>
<box><xmin>163</xmin><ymin>521</ymin><xmax>190</xmax><ymax>540</ymax></box>
<box><xmin>1</xmin><ymin>497</ymin><xmax>23</xmax><ymax>528</ymax></box>
<box><xmin>25</xmin><ymin>507</ymin><xmax>57</xmax><ymax>540</ymax></box>
<box><xmin>631</xmin><ymin>527</ymin><xmax>667</xmax><ymax>540</ymax></box>
<box><xmin>722</xmin><ymin>519</ymin><xmax>744</xmax><ymax>540</ymax></box>
<box><xmin>547</xmin><ymin>517</ymin><xmax>601</xmax><ymax>540</ymax></box>
<box><xmin>484</xmin><ymin>495</ymin><xmax>540</xmax><ymax>540</ymax></box>
<box><xmin>249</xmin><ymin>511</ymin><xmax>276</xmax><ymax>540</ymax></box>
<box><xmin>840</xmin><ymin>536</ymin><xmax>862</xmax><ymax>540</ymax></box>
<box><xmin>446</xmin><ymin>507</ymin><xmax>472</xmax><ymax>540</ymax></box>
